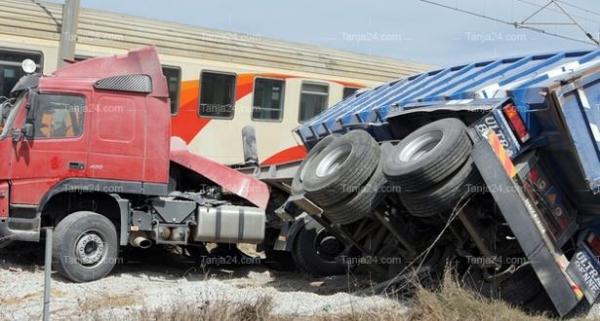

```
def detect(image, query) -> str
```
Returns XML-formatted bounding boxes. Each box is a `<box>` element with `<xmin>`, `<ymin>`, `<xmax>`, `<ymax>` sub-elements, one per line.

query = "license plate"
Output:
<box><xmin>566</xmin><ymin>244</ymin><xmax>600</xmax><ymax>304</ymax></box>
<box><xmin>472</xmin><ymin>114</ymin><xmax>519</xmax><ymax>158</ymax></box>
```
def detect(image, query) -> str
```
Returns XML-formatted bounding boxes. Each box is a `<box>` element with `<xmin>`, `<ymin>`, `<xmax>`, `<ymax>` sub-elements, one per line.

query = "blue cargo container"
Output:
<box><xmin>297</xmin><ymin>50</ymin><xmax>600</xmax><ymax>146</ymax></box>
<box><xmin>292</xmin><ymin>50</ymin><xmax>600</xmax><ymax>316</ymax></box>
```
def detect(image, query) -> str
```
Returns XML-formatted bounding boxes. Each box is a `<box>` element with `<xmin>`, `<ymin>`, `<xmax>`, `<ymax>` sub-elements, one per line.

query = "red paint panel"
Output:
<box><xmin>262</xmin><ymin>145</ymin><xmax>308</xmax><ymax>166</ymax></box>
<box><xmin>144</xmin><ymin>96</ymin><xmax>171</xmax><ymax>183</ymax></box>
<box><xmin>11</xmin><ymin>179</ymin><xmax>60</xmax><ymax>205</ymax></box>
<box><xmin>88</xmin><ymin>93</ymin><xmax>145</xmax><ymax>181</ymax></box>
<box><xmin>55</xmin><ymin>46</ymin><xmax>169</xmax><ymax>99</ymax></box>
<box><xmin>10</xmin><ymin>92</ymin><xmax>90</xmax><ymax>206</ymax></box>
<box><xmin>170</xmin><ymin>137</ymin><xmax>270</xmax><ymax>209</ymax></box>
<box><xmin>0</xmin><ymin>182</ymin><xmax>8</xmax><ymax>218</ymax></box>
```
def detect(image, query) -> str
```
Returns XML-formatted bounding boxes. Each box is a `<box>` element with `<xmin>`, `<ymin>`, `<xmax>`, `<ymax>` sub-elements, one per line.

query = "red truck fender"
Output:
<box><xmin>169</xmin><ymin>137</ymin><xmax>270</xmax><ymax>209</ymax></box>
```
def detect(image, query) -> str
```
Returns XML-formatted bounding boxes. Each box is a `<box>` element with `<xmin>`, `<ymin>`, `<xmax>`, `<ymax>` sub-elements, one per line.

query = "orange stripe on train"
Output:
<box><xmin>170</xmin><ymin>73</ymin><xmax>365</xmax><ymax>165</ymax></box>
<box><xmin>262</xmin><ymin>145</ymin><xmax>308</xmax><ymax>166</ymax></box>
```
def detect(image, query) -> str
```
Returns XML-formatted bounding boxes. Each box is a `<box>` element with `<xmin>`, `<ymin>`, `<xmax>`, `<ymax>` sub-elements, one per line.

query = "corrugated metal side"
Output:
<box><xmin>0</xmin><ymin>0</ymin><xmax>431</xmax><ymax>81</ymax></box>
<box><xmin>555</xmin><ymin>71</ymin><xmax>600</xmax><ymax>191</ymax></box>
<box><xmin>298</xmin><ymin>50</ymin><xmax>600</xmax><ymax>143</ymax></box>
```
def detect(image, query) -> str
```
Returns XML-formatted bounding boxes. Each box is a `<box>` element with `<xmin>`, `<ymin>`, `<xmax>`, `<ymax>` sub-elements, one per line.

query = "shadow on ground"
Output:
<box><xmin>0</xmin><ymin>241</ymin><xmax>368</xmax><ymax>295</ymax></box>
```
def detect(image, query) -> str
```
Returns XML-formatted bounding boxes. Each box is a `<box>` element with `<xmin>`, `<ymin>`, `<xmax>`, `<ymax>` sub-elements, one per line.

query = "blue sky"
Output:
<box><xmin>51</xmin><ymin>0</ymin><xmax>600</xmax><ymax>66</ymax></box>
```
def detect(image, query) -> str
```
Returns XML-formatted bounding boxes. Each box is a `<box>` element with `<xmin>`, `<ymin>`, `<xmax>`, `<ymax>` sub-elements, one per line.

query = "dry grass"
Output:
<box><xmin>78</xmin><ymin>294</ymin><xmax>139</xmax><ymax>315</ymax></box>
<box><xmin>0</xmin><ymin>292</ymin><xmax>39</xmax><ymax>306</ymax></box>
<box><xmin>0</xmin><ymin>288</ymin><xmax>64</xmax><ymax>306</ymax></box>
<box><xmin>139</xmin><ymin>297</ymin><xmax>274</xmax><ymax>321</ymax></box>
<box><xmin>77</xmin><ymin>275</ymin><xmax>582</xmax><ymax>321</ymax></box>
<box><xmin>405</xmin><ymin>273</ymin><xmax>554</xmax><ymax>321</ymax></box>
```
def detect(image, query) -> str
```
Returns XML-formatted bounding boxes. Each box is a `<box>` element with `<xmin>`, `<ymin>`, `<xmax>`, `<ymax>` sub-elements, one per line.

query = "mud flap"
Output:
<box><xmin>471</xmin><ymin>136</ymin><xmax>581</xmax><ymax>316</ymax></box>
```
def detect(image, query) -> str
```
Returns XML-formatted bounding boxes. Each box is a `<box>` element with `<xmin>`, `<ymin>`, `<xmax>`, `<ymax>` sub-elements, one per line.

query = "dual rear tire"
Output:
<box><xmin>295</xmin><ymin>118</ymin><xmax>480</xmax><ymax>222</ymax></box>
<box><xmin>382</xmin><ymin>118</ymin><xmax>481</xmax><ymax>218</ymax></box>
<box><xmin>293</xmin><ymin>130</ymin><xmax>386</xmax><ymax>225</ymax></box>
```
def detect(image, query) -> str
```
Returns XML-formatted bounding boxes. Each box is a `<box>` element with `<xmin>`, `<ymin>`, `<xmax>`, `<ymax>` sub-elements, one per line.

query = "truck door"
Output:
<box><xmin>10</xmin><ymin>92</ymin><xmax>89</xmax><ymax>205</ymax></box>
<box><xmin>86</xmin><ymin>92</ymin><xmax>146</xmax><ymax>182</ymax></box>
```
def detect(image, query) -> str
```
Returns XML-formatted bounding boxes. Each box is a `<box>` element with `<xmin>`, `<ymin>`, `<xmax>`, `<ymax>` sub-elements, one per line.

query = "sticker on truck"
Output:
<box><xmin>566</xmin><ymin>241</ymin><xmax>600</xmax><ymax>304</ymax></box>
<box><xmin>472</xmin><ymin>113</ymin><xmax>520</xmax><ymax>158</ymax></box>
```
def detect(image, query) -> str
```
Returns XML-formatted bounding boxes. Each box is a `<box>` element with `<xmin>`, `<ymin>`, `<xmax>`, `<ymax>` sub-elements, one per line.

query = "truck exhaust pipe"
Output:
<box><xmin>129</xmin><ymin>232</ymin><xmax>152</xmax><ymax>249</ymax></box>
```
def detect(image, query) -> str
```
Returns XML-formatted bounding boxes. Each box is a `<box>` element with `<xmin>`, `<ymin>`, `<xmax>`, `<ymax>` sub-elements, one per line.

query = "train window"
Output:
<box><xmin>162</xmin><ymin>66</ymin><xmax>181</xmax><ymax>115</ymax></box>
<box><xmin>198</xmin><ymin>71</ymin><xmax>236</xmax><ymax>119</ymax></box>
<box><xmin>299</xmin><ymin>83</ymin><xmax>328</xmax><ymax>123</ymax></box>
<box><xmin>252</xmin><ymin>78</ymin><xmax>285</xmax><ymax>121</ymax></box>
<box><xmin>0</xmin><ymin>49</ymin><xmax>43</xmax><ymax>98</ymax></box>
<box><xmin>343</xmin><ymin>87</ymin><xmax>359</xmax><ymax>99</ymax></box>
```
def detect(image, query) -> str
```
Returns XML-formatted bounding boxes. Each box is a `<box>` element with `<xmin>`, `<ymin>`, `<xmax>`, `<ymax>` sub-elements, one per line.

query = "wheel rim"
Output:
<box><xmin>299</xmin><ymin>152</ymin><xmax>319</xmax><ymax>182</ymax></box>
<box><xmin>314</xmin><ymin>232</ymin><xmax>343</xmax><ymax>261</ymax></box>
<box><xmin>315</xmin><ymin>145</ymin><xmax>351</xmax><ymax>178</ymax></box>
<box><xmin>398</xmin><ymin>130</ymin><xmax>443</xmax><ymax>162</ymax></box>
<box><xmin>75</xmin><ymin>232</ymin><xmax>107</xmax><ymax>267</ymax></box>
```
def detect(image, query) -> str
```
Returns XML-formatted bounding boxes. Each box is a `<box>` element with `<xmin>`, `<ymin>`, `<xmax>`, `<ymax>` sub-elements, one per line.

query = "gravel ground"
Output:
<box><xmin>0</xmin><ymin>243</ymin><xmax>404</xmax><ymax>321</ymax></box>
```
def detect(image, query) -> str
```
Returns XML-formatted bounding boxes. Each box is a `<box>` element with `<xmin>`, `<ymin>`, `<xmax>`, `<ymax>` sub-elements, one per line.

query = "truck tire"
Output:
<box><xmin>382</xmin><ymin>118</ymin><xmax>471</xmax><ymax>192</ymax></box>
<box><xmin>303</xmin><ymin>130</ymin><xmax>380</xmax><ymax>207</ymax></box>
<box><xmin>400</xmin><ymin>159</ymin><xmax>481</xmax><ymax>217</ymax></box>
<box><xmin>264</xmin><ymin>249</ymin><xmax>296</xmax><ymax>271</ymax></box>
<box><xmin>322</xmin><ymin>165</ymin><xmax>388</xmax><ymax>225</ymax></box>
<box><xmin>292</xmin><ymin>219</ymin><xmax>346</xmax><ymax>276</ymax></box>
<box><xmin>0</xmin><ymin>239</ymin><xmax>14</xmax><ymax>250</ymax></box>
<box><xmin>53</xmin><ymin>211</ymin><xmax>118</xmax><ymax>283</ymax></box>
<box><xmin>291</xmin><ymin>135</ymin><xmax>339</xmax><ymax>195</ymax></box>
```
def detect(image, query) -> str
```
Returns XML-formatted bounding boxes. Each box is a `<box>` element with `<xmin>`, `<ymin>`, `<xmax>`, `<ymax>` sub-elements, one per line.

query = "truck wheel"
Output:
<box><xmin>264</xmin><ymin>249</ymin><xmax>296</xmax><ymax>271</ymax></box>
<box><xmin>291</xmin><ymin>135</ymin><xmax>339</xmax><ymax>195</ymax></box>
<box><xmin>322</xmin><ymin>165</ymin><xmax>388</xmax><ymax>225</ymax></box>
<box><xmin>382</xmin><ymin>118</ymin><xmax>471</xmax><ymax>192</ymax></box>
<box><xmin>292</xmin><ymin>220</ymin><xmax>346</xmax><ymax>276</ymax></box>
<box><xmin>0</xmin><ymin>239</ymin><xmax>14</xmax><ymax>250</ymax></box>
<box><xmin>53</xmin><ymin>211</ymin><xmax>118</xmax><ymax>283</ymax></box>
<box><xmin>303</xmin><ymin>130</ymin><xmax>380</xmax><ymax>208</ymax></box>
<box><xmin>400</xmin><ymin>159</ymin><xmax>481</xmax><ymax>217</ymax></box>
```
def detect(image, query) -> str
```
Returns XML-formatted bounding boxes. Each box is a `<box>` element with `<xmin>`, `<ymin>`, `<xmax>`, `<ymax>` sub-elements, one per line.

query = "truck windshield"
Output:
<box><xmin>0</xmin><ymin>93</ymin><xmax>24</xmax><ymax>139</ymax></box>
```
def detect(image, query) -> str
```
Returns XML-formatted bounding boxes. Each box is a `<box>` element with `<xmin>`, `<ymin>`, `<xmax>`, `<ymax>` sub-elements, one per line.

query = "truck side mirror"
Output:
<box><xmin>25</xmin><ymin>90</ymin><xmax>38</xmax><ymax>122</ymax></box>
<box><xmin>12</xmin><ymin>128</ymin><xmax>23</xmax><ymax>142</ymax></box>
<box><xmin>12</xmin><ymin>123</ymin><xmax>34</xmax><ymax>142</ymax></box>
<box><xmin>23</xmin><ymin>123</ymin><xmax>34</xmax><ymax>139</ymax></box>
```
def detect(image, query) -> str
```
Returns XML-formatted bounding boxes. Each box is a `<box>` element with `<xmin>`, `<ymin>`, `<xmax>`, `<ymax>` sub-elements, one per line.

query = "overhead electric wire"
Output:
<box><xmin>517</xmin><ymin>0</ymin><xmax>599</xmax><ymax>45</ymax></box>
<box><xmin>420</xmin><ymin>0</ymin><xmax>599</xmax><ymax>46</ymax></box>
<box><xmin>553</xmin><ymin>0</ymin><xmax>600</xmax><ymax>45</ymax></box>
<box><xmin>516</xmin><ymin>0</ymin><xmax>600</xmax><ymax>25</ymax></box>
<box><xmin>556</xmin><ymin>0</ymin><xmax>600</xmax><ymax>18</ymax></box>
<box><xmin>520</xmin><ymin>0</ymin><xmax>555</xmax><ymax>24</ymax></box>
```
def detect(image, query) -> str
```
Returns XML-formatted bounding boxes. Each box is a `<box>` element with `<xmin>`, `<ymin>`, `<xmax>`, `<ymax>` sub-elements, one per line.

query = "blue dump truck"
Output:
<box><xmin>285</xmin><ymin>49</ymin><xmax>600</xmax><ymax>315</ymax></box>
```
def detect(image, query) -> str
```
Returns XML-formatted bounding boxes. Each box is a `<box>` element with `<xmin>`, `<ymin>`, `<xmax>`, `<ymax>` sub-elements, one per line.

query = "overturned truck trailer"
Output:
<box><xmin>288</xmin><ymin>49</ymin><xmax>600</xmax><ymax>315</ymax></box>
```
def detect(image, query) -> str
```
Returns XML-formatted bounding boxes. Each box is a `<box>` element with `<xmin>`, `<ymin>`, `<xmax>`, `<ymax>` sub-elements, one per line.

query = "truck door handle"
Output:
<box><xmin>69</xmin><ymin>162</ymin><xmax>85</xmax><ymax>170</ymax></box>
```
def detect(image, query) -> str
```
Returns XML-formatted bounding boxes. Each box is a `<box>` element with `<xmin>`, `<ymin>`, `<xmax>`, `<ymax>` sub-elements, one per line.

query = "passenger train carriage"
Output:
<box><xmin>0</xmin><ymin>0</ymin><xmax>430</xmax><ymax>165</ymax></box>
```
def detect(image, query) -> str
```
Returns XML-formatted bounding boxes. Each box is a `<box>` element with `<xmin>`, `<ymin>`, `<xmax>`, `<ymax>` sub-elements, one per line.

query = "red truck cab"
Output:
<box><xmin>0</xmin><ymin>47</ymin><xmax>269</xmax><ymax>282</ymax></box>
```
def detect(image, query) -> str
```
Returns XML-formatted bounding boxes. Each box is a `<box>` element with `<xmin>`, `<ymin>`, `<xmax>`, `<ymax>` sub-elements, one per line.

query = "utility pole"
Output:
<box><xmin>57</xmin><ymin>0</ymin><xmax>80</xmax><ymax>67</ymax></box>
